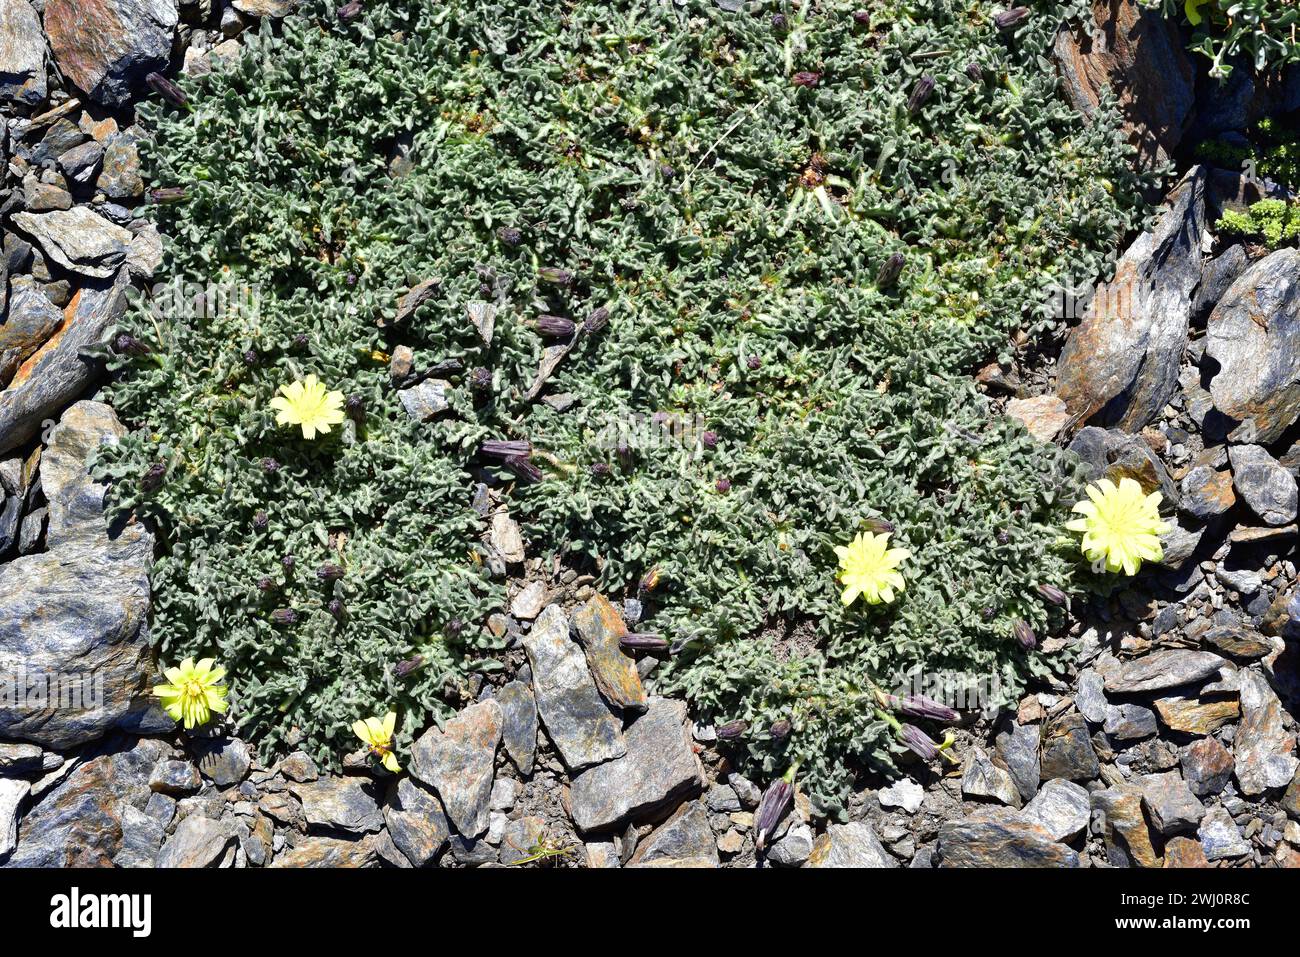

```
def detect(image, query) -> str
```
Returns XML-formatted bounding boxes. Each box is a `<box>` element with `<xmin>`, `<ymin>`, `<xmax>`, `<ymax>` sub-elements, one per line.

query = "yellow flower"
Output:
<box><xmin>353</xmin><ymin>712</ymin><xmax>401</xmax><ymax>773</ymax></box>
<box><xmin>834</xmin><ymin>530</ymin><xmax>911</xmax><ymax>606</ymax></box>
<box><xmin>268</xmin><ymin>374</ymin><xmax>346</xmax><ymax>440</ymax></box>
<box><xmin>1065</xmin><ymin>477</ymin><xmax>1169</xmax><ymax>576</ymax></box>
<box><xmin>153</xmin><ymin>658</ymin><xmax>229</xmax><ymax>729</ymax></box>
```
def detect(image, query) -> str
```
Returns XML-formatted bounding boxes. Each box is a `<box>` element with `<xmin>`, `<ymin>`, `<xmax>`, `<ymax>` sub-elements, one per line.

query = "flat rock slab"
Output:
<box><xmin>521</xmin><ymin>604</ymin><xmax>624</xmax><ymax>772</ymax></box>
<box><xmin>409</xmin><ymin>699</ymin><xmax>502</xmax><ymax>838</ymax></box>
<box><xmin>157</xmin><ymin>816</ymin><xmax>234</xmax><ymax>869</ymax></box>
<box><xmin>568</xmin><ymin>697</ymin><xmax>703</xmax><ymax>833</ymax></box>
<box><xmin>1154</xmin><ymin>696</ymin><xmax>1239</xmax><ymax>735</ymax></box>
<box><xmin>270</xmin><ymin>834</ymin><xmax>380</xmax><ymax>868</ymax></box>
<box><xmin>1198</xmin><ymin>806</ymin><xmax>1250</xmax><ymax>861</ymax></box>
<box><xmin>1093</xmin><ymin>784</ymin><xmax>1160</xmax><ymax>868</ymax></box>
<box><xmin>937</xmin><ymin>814</ymin><xmax>1080</xmax><ymax>867</ymax></box>
<box><xmin>0</xmin><ymin>777</ymin><xmax>28</xmax><ymax>858</ymax></box>
<box><xmin>806</xmin><ymin>821</ymin><xmax>897</xmax><ymax>868</ymax></box>
<box><xmin>1139</xmin><ymin>771</ymin><xmax>1205</xmax><ymax>835</ymax></box>
<box><xmin>44</xmin><ymin>0</ymin><xmax>177</xmax><ymax>108</ymax></box>
<box><xmin>495</xmin><ymin>680</ymin><xmax>538</xmax><ymax>776</ymax></box>
<box><xmin>1101</xmin><ymin>649</ymin><xmax>1225</xmax><ymax>694</ymax></box>
<box><xmin>628</xmin><ymin>800</ymin><xmax>718</xmax><ymax>868</ymax></box>
<box><xmin>1229</xmin><ymin>444</ymin><xmax>1298</xmax><ymax>526</ymax></box>
<box><xmin>1180</xmin><ymin>737</ymin><xmax>1236</xmax><ymax>797</ymax></box>
<box><xmin>962</xmin><ymin>749</ymin><xmax>1022</xmax><ymax>808</ymax></box>
<box><xmin>12</xmin><ymin>207</ymin><xmax>132</xmax><ymax>279</ymax></box>
<box><xmin>0</xmin><ymin>0</ymin><xmax>46</xmax><ymax>105</ymax></box>
<box><xmin>290</xmin><ymin>776</ymin><xmax>384</xmax><ymax>835</ymax></box>
<box><xmin>1207</xmin><ymin>247</ymin><xmax>1300</xmax><ymax>444</ymax></box>
<box><xmin>383</xmin><ymin>776</ymin><xmax>449</xmax><ymax>867</ymax></box>
<box><xmin>1021</xmin><ymin>779</ymin><xmax>1090</xmax><ymax>842</ymax></box>
<box><xmin>1234</xmin><ymin>669</ymin><xmax>1298</xmax><ymax>795</ymax></box>
<box><xmin>1039</xmin><ymin>712</ymin><xmax>1100</xmax><ymax>782</ymax></box>
<box><xmin>571</xmin><ymin>594</ymin><xmax>647</xmax><ymax>713</ymax></box>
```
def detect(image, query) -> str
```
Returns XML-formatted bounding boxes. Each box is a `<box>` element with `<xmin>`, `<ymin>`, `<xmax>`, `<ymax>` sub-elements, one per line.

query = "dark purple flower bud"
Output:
<box><xmin>701</xmin><ymin>430</ymin><xmax>719</xmax><ymax>450</ymax></box>
<box><xmin>113</xmin><ymin>332</ymin><xmax>149</xmax><ymax>356</ymax></box>
<box><xmin>317</xmin><ymin>562</ymin><xmax>345</xmax><ymax>582</ymax></box>
<box><xmin>242</xmin><ymin>349</ymin><xmax>259</xmax><ymax>366</ymax></box>
<box><xmin>346</xmin><ymin>272</ymin><xmax>358</xmax><ymax>287</ymax></box>
<box><xmin>480</xmin><ymin>439</ymin><xmax>532</xmax><ymax>460</ymax></box>
<box><xmin>141</xmin><ymin>462</ymin><xmax>166</xmax><ymax>492</ymax></box>
<box><xmin>261</xmin><ymin>457</ymin><xmax>280</xmax><ymax>474</ymax></box>
<box><xmin>469</xmin><ymin>367</ymin><xmax>493</xmax><ymax>391</ymax></box>
<box><xmin>253</xmin><ymin>510</ymin><xmax>269</xmax><ymax>531</ymax></box>
<box><xmin>715</xmin><ymin>478</ymin><xmax>731</xmax><ymax>493</ymax></box>
<box><xmin>293</xmin><ymin>333</ymin><xmax>309</xmax><ymax>350</ymax></box>
<box><xmin>896</xmin><ymin>694</ymin><xmax>960</xmax><ymax>723</ymax></box>
<box><xmin>770</xmin><ymin>719</ymin><xmax>791</xmax><ymax>741</ymax></box>
<box><xmin>537</xmin><ymin>266</ymin><xmax>573</xmax><ymax>286</ymax></box>
<box><xmin>1036</xmin><ymin>583</ymin><xmax>1068</xmax><ymax>606</ymax></box>
<box><xmin>496</xmin><ymin>226</ymin><xmax>523</xmax><ymax>246</ymax></box>
<box><xmin>337</xmin><ymin>0</ymin><xmax>362</xmax><ymax>21</ymax></box>
<box><xmin>395</xmin><ymin>655</ymin><xmax>424</xmax><ymax>678</ymax></box>
<box><xmin>146</xmin><ymin>72</ymin><xmax>187</xmax><ymax>108</ymax></box>
<box><xmin>345</xmin><ymin>393</ymin><xmax>364</xmax><ymax>418</ymax></box>
<box><xmin>1013</xmin><ymin>619</ymin><xmax>1037</xmax><ymax>650</ymax></box>
<box><xmin>994</xmin><ymin>6</ymin><xmax>1030</xmax><ymax>30</ymax></box>
<box><xmin>715</xmin><ymin>719</ymin><xmax>748</xmax><ymax>740</ymax></box>
<box><xmin>506</xmin><ymin>456</ymin><xmax>543</xmax><ymax>484</ymax></box>
<box><xmin>754</xmin><ymin>778</ymin><xmax>794</xmax><ymax>852</ymax></box>
<box><xmin>982</xmin><ymin>605</ymin><xmax>996</xmax><ymax>621</ymax></box>
<box><xmin>898</xmin><ymin>723</ymin><xmax>939</xmax><ymax>760</ymax></box>
<box><xmin>771</xmin><ymin>13</ymin><xmax>787</xmax><ymax>30</ymax></box>
<box><xmin>792</xmin><ymin>71</ymin><xmax>820</xmax><ymax>88</ymax></box>
<box><xmin>619</xmin><ymin>633</ymin><xmax>670</xmax><ymax>653</ymax></box>
<box><xmin>536</xmin><ymin>314</ymin><xmax>576</xmax><ymax>338</ymax></box>
<box><xmin>271</xmin><ymin>608</ymin><xmax>297</xmax><ymax>625</ymax></box>
<box><xmin>589</xmin><ymin>462</ymin><xmax>612</xmax><ymax>478</ymax></box>
<box><xmin>584</xmin><ymin>306</ymin><xmax>610</xmax><ymax>334</ymax></box>
<box><xmin>447</xmin><ymin>617</ymin><xmax>465</xmax><ymax>636</ymax></box>
<box><xmin>863</xmin><ymin>517</ymin><xmax>894</xmax><ymax>535</ymax></box>
<box><xmin>907</xmin><ymin>74</ymin><xmax>936</xmax><ymax>114</ymax></box>
<box><xmin>876</xmin><ymin>252</ymin><xmax>904</xmax><ymax>288</ymax></box>
<box><xmin>852</xmin><ymin>9</ymin><xmax>870</xmax><ymax>25</ymax></box>
<box><xmin>282</xmin><ymin>554</ymin><xmax>296</xmax><ymax>572</ymax></box>
<box><xmin>148</xmin><ymin>186</ymin><xmax>187</xmax><ymax>204</ymax></box>
<box><xmin>996</xmin><ymin>530</ymin><xmax>1011</xmax><ymax>545</ymax></box>
<box><xmin>328</xmin><ymin>598</ymin><xmax>345</xmax><ymax>619</ymax></box>
<box><xmin>965</xmin><ymin>62</ymin><xmax>984</xmax><ymax>83</ymax></box>
<box><xmin>257</xmin><ymin>576</ymin><xmax>276</xmax><ymax>593</ymax></box>
<box><xmin>746</xmin><ymin>355</ymin><xmax>762</xmax><ymax>370</ymax></box>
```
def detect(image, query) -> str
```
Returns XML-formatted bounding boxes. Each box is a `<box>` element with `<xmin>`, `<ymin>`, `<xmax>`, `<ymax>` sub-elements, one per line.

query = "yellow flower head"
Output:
<box><xmin>353</xmin><ymin>711</ymin><xmax>401</xmax><ymax>773</ymax></box>
<box><xmin>153</xmin><ymin>657</ymin><xmax>229</xmax><ymax>729</ymax></box>
<box><xmin>1065</xmin><ymin>477</ymin><xmax>1169</xmax><ymax>576</ymax></box>
<box><xmin>834</xmin><ymin>530</ymin><xmax>911</xmax><ymax>606</ymax></box>
<box><xmin>269</xmin><ymin>374</ymin><xmax>346</xmax><ymax>440</ymax></box>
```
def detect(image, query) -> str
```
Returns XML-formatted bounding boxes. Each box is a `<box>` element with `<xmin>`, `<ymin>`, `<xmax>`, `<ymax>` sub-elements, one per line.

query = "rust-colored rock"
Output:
<box><xmin>1163</xmin><ymin>836</ymin><xmax>1209</xmax><ymax>868</ymax></box>
<box><xmin>44</xmin><ymin>0</ymin><xmax>177</xmax><ymax>108</ymax></box>
<box><xmin>1154</xmin><ymin>696</ymin><xmax>1240</xmax><ymax>735</ymax></box>
<box><xmin>1005</xmin><ymin>394</ymin><xmax>1070</xmax><ymax>442</ymax></box>
<box><xmin>571</xmin><ymin>594</ymin><xmax>647</xmax><ymax>714</ymax></box>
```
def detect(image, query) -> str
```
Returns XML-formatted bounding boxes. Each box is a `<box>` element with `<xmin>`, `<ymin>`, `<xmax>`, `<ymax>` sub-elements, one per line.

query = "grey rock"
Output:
<box><xmin>157</xmin><ymin>815</ymin><xmax>234</xmax><ymax>868</ymax></box>
<box><xmin>1180</xmin><ymin>736</ymin><xmax>1235</xmax><ymax>797</ymax></box>
<box><xmin>0</xmin><ymin>402</ymin><xmax>154</xmax><ymax>749</ymax></box>
<box><xmin>290</xmin><ymin>777</ymin><xmax>384</xmax><ymax>835</ymax></box>
<box><xmin>1202</xmin><ymin>625</ymin><xmax>1276</xmax><ymax>660</ymax></box>
<box><xmin>1056</xmin><ymin>167</ymin><xmax>1205</xmax><ymax>430</ymax></box>
<box><xmin>489</xmin><ymin>510</ymin><xmax>525</xmax><ymax>563</ymax></box>
<box><xmin>0</xmin><ymin>0</ymin><xmax>45</xmax><ymax>105</ymax></box>
<box><xmin>58</xmin><ymin>140</ymin><xmax>104</xmax><ymax>186</ymax></box>
<box><xmin>705</xmin><ymin>782</ymin><xmax>742</xmax><ymax>813</ymax></box>
<box><xmin>1039</xmin><ymin>712</ymin><xmax>1100</xmax><ymax>782</ymax></box>
<box><xmin>1192</xmin><ymin>243</ymin><xmax>1248</xmax><ymax>319</ymax></box>
<box><xmin>98</xmin><ymin>129</ymin><xmax>145</xmax><ymax>200</ymax></box>
<box><xmin>767</xmin><ymin>822</ymin><xmax>814</xmax><ymax>867</ymax></box>
<box><xmin>1076</xmin><ymin>670</ymin><xmax>1109</xmax><ymax>724</ymax></box>
<box><xmin>571</xmin><ymin>593</ymin><xmax>647</xmax><ymax>714</ymax></box>
<box><xmin>807</xmin><ymin>821</ymin><xmax>897</xmax><ymax>868</ymax></box>
<box><xmin>445</xmin><ymin>833</ymin><xmax>497</xmax><ymax>865</ymax></box>
<box><xmin>1104</xmin><ymin>703</ymin><xmax>1158</xmax><ymax>741</ymax></box>
<box><xmin>510</xmin><ymin>580</ymin><xmax>547</xmax><ymax>620</ymax></box>
<box><xmin>233</xmin><ymin>0</ymin><xmax>298</xmax><ymax>16</ymax></box>
<box><xmin>12</xmin><ymin>207</ymin><xmax>132</xmax><ymax>279</ymax></box>
<box><xmin>877</xmin><ymin>778</ymin><xmax>924</xmax><ymax>814</ymax></box>
<box><xmin>628</xmin><ymin>801</ymin><xmax>718</xmax><ymax>867</ymax></box>
<box><xmin>0</xmin><ymin>742</ymin><xmax>43</xmax><ymax>776</ymax></box>
<box><xmin>495</xmin><ymin>680</ymin><xmax>537</xmax><ymax>776</ymax></box>
<box><xmin>43</xmin><ymin>0</ymin><xmax>177</xmax><ymax>108</ymax></box>
<box><xmin>1229</xmin><ymin>444</ymin><xmax>1297</xmax><ymax>526</ymax></box>
<box><xmin>521</xmin><ymin>604</ymin><xmax>624</xmax><ymax>772</ymax></box>
<box><xmin>383</xmin><ymin>776</ymin><xmax>449</xmax><ymax>867</ymax></box>
<box><xmin>271</xmin><ymin>833</ymin><xmax>380</xmax><ymax>868</ymax></box>
<box><xmin>398</xmin><ymin>378</ymin><xmax>449</xmax><ymax>422</ymax></box>
<box><xmin>1198</xmin><ymin>806</ymin><xmax>1250</xmax><ymax>861</ymax></box>
<box><xmin>569</xmin><ymin>697</ymin><xmax>703</xmax><ymax>833</ymax></box>
<box><xmin>0</xmin><ymin>777</ymin><xmax>27</xmax><ymax>858</ymax></box>
<box><xmin>1069</xmin><ymin>426</ymin><xmax>1179</xmax><ymax>505</ymax></box>
<box><xmin>1207</xmin><ymin>247</ymin><xmax>1300</xmax><ymax>444</ymax></box>
<box><xmin>1234</xmin><ymin>668</ymin><xmax>1298</xmax><ymax>795</ymax></box>
<box><xmin>1139</xmin><ymin>771</ymin><xmax>1205</xmax><ymax>834</ymax></box>
<box><xmin>148</xmin><ymin>759</ymin><xmax>201</xmax><ymax>795</ymax></box>
<box><xmin>409</xmin><ymin>699</ymin><xmax>502</xmax><ymax>838</ymax></box>
<box><xmin>193</xmin><ymin>737</ymin><xmax>251</xmax><ymax>787</ymax></box>
<box><xmin>962</xmin><ymin>749</ymin><xmax>1023</xmax><ymax>808</ymax></box>
<box><xmin>489</xmin><ymin>777</ymin><xmax>518</xmax><ymax>811</ymax></box>
<box><xmin>1</xmin><ymin>277</ymin><xmax>62</xmax><ymax>390</ymax></box>
<box><xmin>112</xmin><ymin>804</ymin><xmax>164</xmax><ymax>868</ymax></box>
<box><xmin>937</xmin><ymin>813</ymin><xmax>1080</xmax><ymax>868</ymax></box>
<box><xmin>1215</xmin><ymin>565</ymin><xmax>1263</xmax><ymax>596</ymax></box>
<box><xmin>995</xmin><ymin>719</ymin><xmax>1041</xmax><ymax>802</ymax></box>
<box><xmin>499</xmin><ymin>816</ymin><xmax>547</xmax><ymax>865</ymax></box>
<box><xmin>1021</xmin><ymin>778</ymin><xmax>1090</xmax><ymax>842</ymax></box>
<box><xmin>466</xmin><ymin>300</ymin><xmax>496</xmax><ymax>344</ymax></box>
<box><xmin>1101</xmin><ymin>649</ymin><xmax>1225</xmax><ymax>694</ymax></box>
<box><xmin>1092</xmin><ymin>784</ymin><xmax>1160</xmax><ymax>868</ymax></box>
<box><xmin>277</xmin><ymin>751</ymin><xmax>318</xmax><ymax>783</ymax></box>
<box><xmin>1180</xmin><ymin>462</ymin><xmax>1236</xmax><ymax>520</ymax></box>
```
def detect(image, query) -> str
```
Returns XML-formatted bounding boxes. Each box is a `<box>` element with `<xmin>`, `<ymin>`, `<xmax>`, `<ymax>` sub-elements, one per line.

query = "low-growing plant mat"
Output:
<box><xmin>99</xmin><ymin>0</ymin><xmax>1152</xmax><ymax>812</ymax></box>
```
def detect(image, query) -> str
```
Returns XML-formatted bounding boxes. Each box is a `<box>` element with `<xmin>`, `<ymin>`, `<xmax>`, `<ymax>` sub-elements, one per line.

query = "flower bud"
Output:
<box><xmin>896</xmin><ymin>694</ymin><xmax>960</xmax><ymax>722</ymax></box>
<box><xmin>754</xmin><ymin>777</ymin><xmax>794</xmax><ymax>852</ymax></box>
<box><xmin>965</xmin><ymin>62</ymin><xmax>984</xmax><ymax>83</ymax></box>
<box><xmin>746</xmin><ymin>355</ymin><xmax>761</xmax><ymax>370</ymax></box>
<box><xmin>876</xmin><ymin>252</ymin><xmax>904</xmax><ymax>288</ymax></box>
<box><xmin>253</xmin><ymin>511</ymin><xmax>269</xmax><ymax>532</ymax></box>
<box><xmin>146</xmin><ymin>72</ymin><xmax>187</xmax><ymax>108</ymax></box>
<box><xmin>506</xmin><ymin>456</ymin><xmax>543</xmax><ymax>484</ymax></box>
<box><xmin>282</xmin><ymin>554</ymin><xmax>296</xmax><ymax>572</ymax></box>
<box><xmin>715</xmin><ymin>719</ymin><xmax>748</xmax><ymax>740</ymax></box>
<box><xmin>395</xmin><ymin>655</ymin><xmax>424</xmax><ymax>678</ymax></box>
<box><xmin>994</xmin><ymin>6</ymin><xmax>1030</xmax><ymax>30</ymax></box>
<box><xmin>852</xmin><ymin>10</ymin><xmax>870</xmax><ymax>25</ymax></box>
<box><xmin>619</xmin><ymin>633</ymin><xmax>670</xmax><ymax>653</ymax></box>
<box><xmin>701</xmin><ymin>430</ymin><xmax>718</xmax><ymax>450</ymax></box>
<box><xmin>1013</xmin><ymin>618</ymin><xmax>1037</xmax><ymax>650</ymax></box>
<box><xmin>584</xmin><ymin>306</ymin><xmax>610</xmax><ymax>334</ymax></box>
<box><xmin>242</xmin><ymin>349</ymin><xmax>258</xmax><ymax>366</ymax></box>
<box><xmin>470</xmin><ymin>367</ymin><xmax>493</xmax><ymax>392</ymax></box>
<box><xmin>907</xmin><ymin>75</ymin><xmax>935</xmax><ymax>114</ymax></box>
<box><xmin>715</xmin><ymin>478</ymin><xmax>731</xmax><ymax>493</ymax></box>
<box><xmin>141</xmin><ymin>462</ymin><xmax>167</xmax><ymax>492</ymax></box>
<box><xmin>271</xmin><ymin>608</ymin><xmax>297</xmax><ymax>625</ymax></box>
<box><xmin>536</xmin><ymin>314</ymin><xmax>576</xmax><ymax>338</ymax></box>
<box><xmin>770</xmin><ymin>719</ymin><xmax>791</xmax><ymax>741</ymax></box>
<box><xmin>1036</xmin><ymin>583</ymin><xmax>1068</xmax><ymax>606</ymax></box>
<box><xmin>898</xmin><ymin>723</ymin><xmax>939</xmax><ymax>760</ymax></box>
<box><xmin>589</xmin><ymin>462</ymin><xmax>611</xmax><ymax>478</ymax></box>
<box><xmin>771</xmin><ymin>12</ymin><xmax>787</xmax><ymax>30</ymax></box>
<box><xmin>863</xmin><ymin>517</ymin><xmax>894</xmax><ymax>535</ymax></box>
<box><xmin>257</xmin><ymin>576</ymin><xmax>276</xmax><ymax>593</ymax></box>
<box><xmin>792</xmin><ymin>71</ymin><xmax>821</xmax><ymax>88</ymax></box>
<box><xmin>328</xmin><ymin>598</ymin><xmax>345</xmax><ymax>619</ymax></box>
<box><xmin>497</xmin><ymin>226</ymin><xmax>523</xmax><ymax>246</ymax></box>
<box><xmin>480</xmin><ymin>439</ymin><xmax>532</xmax><ymax>460</ymax></box>
<box><xmin>345</xmin><ymin>394</ymin><xmax>365</xmax><ymax>418</ymax></box>
<box><xmin>317</xmin><ymin>563</ymin><xmax>345</xmax><ymax>582</ymax></box>
<box><xmin>113</xmin><ymin>332</ymin><xmax>149</xmax><ymax>356</ymax></box>
<box><xmin>337</xmin><ymin>0</ymin><xmax>362</xmax><ymax>21</ymax></box>
<box><xmin>537</xmin><ymin>266</ymin><xmax>573</xmax><ymax>286</ymax></box>
<box><xmin>148</xmin><ymin>186</ymin><xmax>187</xmax><ymax>204</ymax></box>
<box><xmin>638</xmin><ymin>567</ymin><xmax>662</xmax><ymax>595</ymax></box>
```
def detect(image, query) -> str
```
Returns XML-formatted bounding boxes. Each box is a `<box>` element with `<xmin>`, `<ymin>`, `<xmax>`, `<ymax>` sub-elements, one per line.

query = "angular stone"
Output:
<box><xmin>937</xmin><ymin>814</ymin><xmax>1079</xmax><ymax>868</ymax></box>
<box><xmin>1198</xmin><ymin>806</ymin><xmax>1250</xmax><ymax>861</ymax></box>
<box><xmin>277</xmin><ymin>751</ymin><xmax>318</xmax><ymax>783</ymax></box>
<box><xmin>1234</xmin><ymin>669</ymin><xmax>1298</xmax><ymax>795</ymax></box>
<box><xmin>44</xmin><ymin>0</ymin><xmax>178</xmax><ymax>108</ymax></box>
<box><xmin>1203</xmin><ymin>625</ymin><xmax>1275</xmax><ymax>661</ymax></box>
<box><xmin>0</xmin><ymin>778</ymin><xmax>28</xmax><ymax>858</ymax></box>
<box><xmin>569</xmin><ymin>697</ymin><xmax>703</xmax><ymax>833</ymax></box>
<box><xmin>1052</xmin><ymin>0</ymin><xmax>1193</xmax><ymax>170</ymax></box>
<box><xmin>233</xmin><ymin>0</ymin><xmax>298</xmax><ymax>17</ymax></box>
<box><xmin>13</xmin><ymin>206</ymin><xmax>132</xmax><ymax>280</ymax></box>
<box><xmin>1229</xmin><ymin>444</ymin><xmax>1297</xmax><ymax>526</ymax></box>
<box><xmin>1207</xmin><ymin>248</ymin><xmax>1300</xmax><ymax>444</ymax></box>
<box><xmin>489</xmin><ymin>510</ymin><xmax>525</xmax><ymax>563</ymax></box>
<box><xmin>1056</xmin><ymin>167</ymin><xmax>1205</xmax><ymax>430</ymax></box>
<box><xmin>1021</xmin><ymin>778</ymin><xmax>1090</xmax><ymax>842</ymax></box>
<box><xmin>628</xmin><ymin>801</ymin><xmax>718</xmax><ymax>868</ymax></box>
<box><xmin>271</xmin><ymin>834</ymin><xmax>380</xmax><ymax>868</ymax></box>
<box><xmin>398</xmin><ymin>378</ymin><xmax>449</xmax><ymax>422</ymax></box>
<box><xmin>1006</xmin><ymin>394</ymin><xmax>1069</xmax><ymax>442</ymax></box>
<box><xmin>0</xmin><ymin>742</ymin><xmax>43</xmax><ymax>776</ymax></box>
<box><xmin>98</xmin><ymin>129</ymin><xmax>144</xmax><ymax>200</ymax></box>
<box><xmin>499</xmin><ymin>815</ymin><xmax>547</xmax><ymax>866</ymax></box>
<box><xmin>148</xmin><ymin>759</ymin><xmax>201</xmax><ymax>796</ymax></box>
<box><xmin>1076</xmin><ymin>670</ymin><xmax>1109</xmax><ymax>724</ymax></box>
<box><xmin>767</xmin><ymin>822</ymin><xmax>814</xmax><ymax>867</ymax></box>
<box><xmin>1093</xmin><ymin>785</ymin><xmax>1160</xmax><ymax>868</ymax></box>
<box><xmin>409</xmin><ymin>699</ymin><xmax>502</xmax><ymax>838</ymax></box>
<box><xmin>112</xmin><ymin>803</ymin><xmax>164</xmax><ymax>868</ymax></box>
<box><xmin>0</xmin><ymin>277</ymin><xmax>63</xmax><ymax>389</ymax></box>
<box><xmin>1104</xmin><ymin>703</ymin><xmax>1158</xmax><ymax>741</ymax></box>
<box><xmin>0</xmin><ymin>0</ymin><xmax>45</xmax><ymax>105</ymax></box>
<box><xmin>289</xmin><ymin>776</ymin><xmax>384</xmax><ymax>835</ymax></box>
<box><xmin>521</xmin><ymin>604</ymin><xmax>624</xmax><ymax>772</ymax></box>
<box><xmin>496</xmin><ymin>680</ymin><xmax>537</xmax><ymax>776</ymax></box>
<box><xmin>157</xmin><ymin>815</ymin><xmax>234</xmax><ymax>868</ymax></box>
<box><xmin>1180</xmin><ymin>462</ymin><xmax>1235</xmax><ymax>520</ymax></box>
<box><xmin>192</xmin><ymin>737</ymin><xmax>250</xmax><ymax>788</ymax></box>
<box><xmin>995</xmin><ymin>719</ymin><xmax>1041</xmax><ymax>802</ymax></box>
<box><xmin>962</xmin><ymin>749</ymin><xmax>1022</xmax><ymax>808</ymax></box>
<box><xmin>1163</xmin><ymin>836</ymin><xmax>1210</xmax><ymax>868</ymax></box>
<box><xmin>383</xmin><ymin>776</ymin><xmax>449</xmax><ymax>867</ymax></box>
<box><xmin>1101</xmin><ymin>649</ymin><xmax>1224</xmax><ymax>694</ymax></box>
<box><xmin>877</xmin><ymin>778</ymin><xmax>924</xmax><ymax>814</ymax></box>
<box><xmin>571</xmin><ymin>594</ymin><xmax>647</xmax><ymax>714</ymax></box>
<box><xmin>510</xmin><ymin>580</ymin><xmax>547</xmax><ymax>620</ymax></box>
<box><xmin>1180</xmin><ymin>737</ymin><xmax>1235</xmax><ymax>797</ymax></box>
<box><xmin>0</xmin><ymin>402</ymin><xmax>154</xmax><ymax>748</ymax></box>
<box><xmin>1154</xmin><ymin>696</ymin><xmax>1239</xmax><ymax>735</ymax></box>
<box><xmin>1283</xmin><ymin>769</ymin><xmax>1300</xmax><ymax>822</ymax></box>
<box><xmin>1139</xmin><ymin>771</ymin><xmax>1205</xmax><ymax>835</ymax></box>
<box><xmin>1039</xmin><ymin>712</ymin><xmax>1099</xmax><ymax>782</ymax></box>
<box><xmin>807</xmin><ymin>821</ymin><xmax>897</xmax><ymax>868</ymax></box>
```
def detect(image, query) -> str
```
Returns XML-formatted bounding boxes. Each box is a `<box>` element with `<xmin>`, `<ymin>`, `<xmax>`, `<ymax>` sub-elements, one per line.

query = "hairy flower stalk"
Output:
<box><xmin>754</xmin><ymin>766</ymin><xmax>797</xmax><ymax>853</ymax></box>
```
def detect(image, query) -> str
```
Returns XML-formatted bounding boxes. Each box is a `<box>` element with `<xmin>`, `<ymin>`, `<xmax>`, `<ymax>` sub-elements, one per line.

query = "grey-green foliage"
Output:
<box><xmin>98</xmin><ymin>0</ymin><xmax>1150</xmax><ymax>811</ymax></box>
